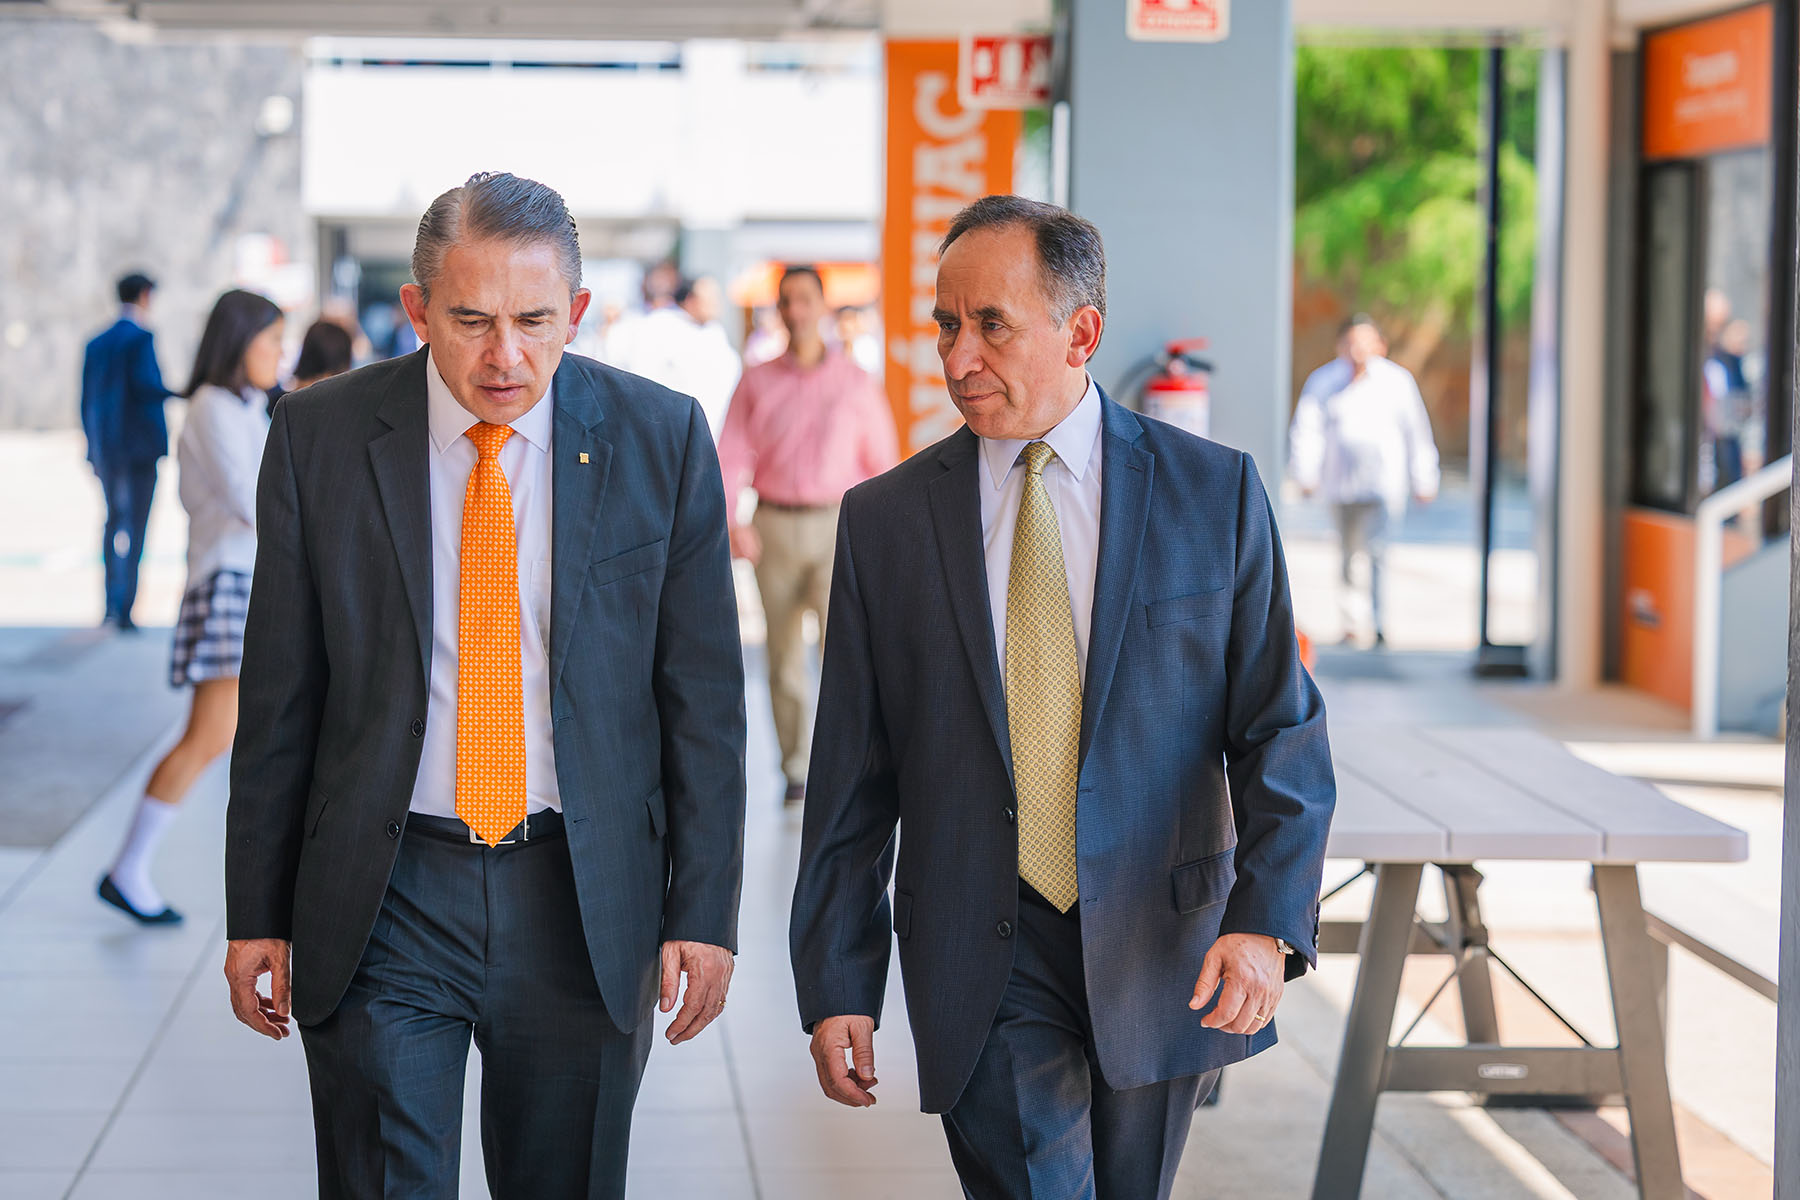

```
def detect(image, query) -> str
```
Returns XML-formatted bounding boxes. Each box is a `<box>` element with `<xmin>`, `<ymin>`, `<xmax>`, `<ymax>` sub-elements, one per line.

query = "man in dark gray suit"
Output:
<box><xmin>223</xmin><ymin>172</ymin><xmax>746</xmax><ymax>1198</ymax></box>
<box><xmin>791</xmin><ymin>196</ymin><xmax>1335</xmax><ymax>1198</ymax></box>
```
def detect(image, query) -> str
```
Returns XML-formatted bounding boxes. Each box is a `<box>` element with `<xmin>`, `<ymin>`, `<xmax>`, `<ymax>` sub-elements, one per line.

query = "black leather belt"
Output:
<box><xmin>405</xmin><ymin>809</ymin><xmax>565</xmax><ymax>846</ymax></box>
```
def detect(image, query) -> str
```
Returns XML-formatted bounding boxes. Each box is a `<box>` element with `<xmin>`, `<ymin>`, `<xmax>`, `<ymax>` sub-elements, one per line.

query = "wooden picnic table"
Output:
<box><xmin>1312</xmin><ymin>725</ymin><xmax>1749</xmax><ymax>1200</ymax></box>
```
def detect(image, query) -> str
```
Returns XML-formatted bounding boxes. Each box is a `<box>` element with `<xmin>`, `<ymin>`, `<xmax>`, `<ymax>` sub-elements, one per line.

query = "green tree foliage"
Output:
<box><xmin>1295</xmin><ymin>45</ymin><xmax>1540</xmax><ymax>335</ymax></box>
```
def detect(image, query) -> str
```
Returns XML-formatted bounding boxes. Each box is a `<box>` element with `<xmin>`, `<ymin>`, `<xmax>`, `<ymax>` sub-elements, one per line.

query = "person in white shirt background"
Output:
<box><xmin>674</xmin><ymin>276</ymin><xmax>745</xmax><ymax>438</ymax></box>
<box><xmin>1288</xmin><ymin>313</ymin><xmax>1440</xmax><ymax>649</ymax></box>
<box><xmin>604</xmin><ymin>272</ymin><xmax>742</xmax><ymax>440</ymax></box>
<box><xmin>742</xmin><ymin>304</ymin><xmax>789</xmax><ymax>367</ymax></box>
<box><xmin>98</xmin><ymin>288</ymin><xmax>285</xmax><ymax>925</ymax></box>
<box><xmin>598</xmin><ymin>260</ymin><xmax>681</xmax><ymax>368</ymax></box>
<box><xmin>834</xmin><ymin>303</ymin><xmax>883</xmax><ymax>378</ymax></box>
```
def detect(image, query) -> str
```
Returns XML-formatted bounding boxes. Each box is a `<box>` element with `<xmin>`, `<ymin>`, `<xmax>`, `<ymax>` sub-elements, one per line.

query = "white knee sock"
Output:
<box><xmin>109</xmin><ymin>795</ymin><xmax>179</xmax><ymax>912</ymax></box>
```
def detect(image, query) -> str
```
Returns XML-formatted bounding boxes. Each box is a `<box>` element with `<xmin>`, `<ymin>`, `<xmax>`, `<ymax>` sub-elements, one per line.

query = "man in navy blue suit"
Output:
<box><xmin>791</xmin><ymin>196</ymin><xmax>1336</xmax><ymax>1198</ymax></box>
<box><xmin>81</xmin><ymin>272</ymin><xmax>174</xmax><ymax>630</ymax></box>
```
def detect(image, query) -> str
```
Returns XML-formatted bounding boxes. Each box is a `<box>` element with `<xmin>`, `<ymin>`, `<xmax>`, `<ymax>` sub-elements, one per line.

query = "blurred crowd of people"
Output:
<box><xmin>78</xmin><ymin>257</ymin><xmax>898</xmax><ymax>920</ymax></box>
<box><xmin>80</xmin><ymin>255</ymin><xmax>1458</xmax><ymax>921</ymax></box>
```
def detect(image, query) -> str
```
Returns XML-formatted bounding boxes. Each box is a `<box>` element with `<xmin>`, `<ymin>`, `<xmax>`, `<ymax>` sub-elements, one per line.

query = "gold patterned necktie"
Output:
<box><xmin>456</xmin><ymin>422</ymin><xmax>526</xmax><ymax>847</ymax></box>
<box><xmin>1006</xmin><ymin>440</ymin><xmax>1081</xmax><ymax>913</ymax></box>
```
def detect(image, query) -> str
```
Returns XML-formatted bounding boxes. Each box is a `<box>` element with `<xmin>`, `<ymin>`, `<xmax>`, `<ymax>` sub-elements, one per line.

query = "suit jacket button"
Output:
<box><xmin>410</xmin><ymin>719</ymin><xmax>425</xmax><ymax>738</ymax></box>
<box><xmin>386</xmin><ymin>820</ymin><xmax>401</xmax><ymax>839</ymax></box>
<box><xmin>1002</xmin><ymin>807</ymin><xmax>1016</xmax><ymax>823</ymax></box>
<box><xmin>996</xmin><ymin>920</ymin><xmax>1013</xmax><ymax>939</ymax></box>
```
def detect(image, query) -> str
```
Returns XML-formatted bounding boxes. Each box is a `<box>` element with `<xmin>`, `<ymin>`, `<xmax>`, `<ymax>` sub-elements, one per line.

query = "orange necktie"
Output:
<box><xmin>456</xmin><ymin>422</ymin><xmax>526</xmax><ymax>846</ymax></box>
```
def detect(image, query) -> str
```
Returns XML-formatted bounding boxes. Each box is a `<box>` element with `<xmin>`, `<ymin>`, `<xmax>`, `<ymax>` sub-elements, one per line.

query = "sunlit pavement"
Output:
<box><xmin>0</xmin><ymin>430</ymin><xmax>1777</xmax><ymax>1197</ymax></box>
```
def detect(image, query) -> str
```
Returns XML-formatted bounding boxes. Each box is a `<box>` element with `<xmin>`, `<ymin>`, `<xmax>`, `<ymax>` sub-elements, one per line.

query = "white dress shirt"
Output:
<box><xmin>409</xmin><ymin>349</ymin><xmax>561</xmax><ymax>818</ymax></box>
<box><xmin>176</xmin><ymin>384</ymin><xmax>269</xmax><ymax>584</ymax></box>
<box><xmin>977</xmin><ymin>375</ymin><xmax>1104</xmax><ymax>686</ymax></box>
<box><xmin>1287</xmin><ymin>355</ymin><xmax>1440</xmax><ymax>516</ymax></box>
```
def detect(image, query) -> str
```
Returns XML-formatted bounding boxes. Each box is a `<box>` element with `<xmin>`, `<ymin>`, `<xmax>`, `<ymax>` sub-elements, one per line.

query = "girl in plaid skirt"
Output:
<box><xmin>99</xmin><ymin>290</ymin><xmax>284</xmax><ymax>925</ymax></box>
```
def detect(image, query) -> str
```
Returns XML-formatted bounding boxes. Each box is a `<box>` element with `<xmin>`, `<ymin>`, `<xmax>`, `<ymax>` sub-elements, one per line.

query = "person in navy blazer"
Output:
<box><xmin>81</xmin><ymin>272</ymin><xmax>174</xmax><ymax>630</ymax></box>
<box><xmin>791</xmin><ymin>196</ymin><xmax>1336</xmax><ymax>1198</ymax></box>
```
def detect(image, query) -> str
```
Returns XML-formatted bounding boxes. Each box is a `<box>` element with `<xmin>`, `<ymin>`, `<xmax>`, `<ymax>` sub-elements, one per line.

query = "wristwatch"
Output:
<box><xmin>1273</xmin><ymin>938</ymin><xmax>1294</xmax><ymax>956</ymax></box>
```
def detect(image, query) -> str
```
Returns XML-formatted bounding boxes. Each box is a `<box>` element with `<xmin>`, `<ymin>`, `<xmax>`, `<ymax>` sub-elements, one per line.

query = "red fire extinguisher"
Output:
<box><xmin>1135</xmin><ymin>338</ymin><xmax>1214</xmax><ymax>439</ymax></box>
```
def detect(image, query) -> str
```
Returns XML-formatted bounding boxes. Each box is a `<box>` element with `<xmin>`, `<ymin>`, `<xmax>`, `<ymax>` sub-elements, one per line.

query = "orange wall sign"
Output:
<box><xmin>882</xmin><ymin>40</ymin><xmax>1021</xmax><ymax>457</ymax></box>
<box><xmin>1642</xmin><ymin>3</ymin><xmax>1773</xmax><ymax>161</ymax></box>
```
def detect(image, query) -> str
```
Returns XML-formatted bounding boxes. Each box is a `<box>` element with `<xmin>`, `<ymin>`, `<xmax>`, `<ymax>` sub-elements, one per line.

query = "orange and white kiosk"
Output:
<box><xmin>1618</xmin><ymin>2</ymin><xmax>1791</xmax><ymax>718</ymax></box>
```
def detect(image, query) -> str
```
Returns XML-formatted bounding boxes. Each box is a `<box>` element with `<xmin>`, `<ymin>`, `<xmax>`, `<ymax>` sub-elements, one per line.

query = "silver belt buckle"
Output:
<box><xmin>468</xmin><ymin>812</ymin><xmax>527</xmax><ymax>846</ymax></box>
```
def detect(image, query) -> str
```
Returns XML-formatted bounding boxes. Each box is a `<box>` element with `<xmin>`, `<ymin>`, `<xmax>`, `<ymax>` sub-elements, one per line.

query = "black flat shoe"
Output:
<box><xmin>98</xmin><ymin>875</ymin><xmax>183</xmax><ymax>925</ymax></box>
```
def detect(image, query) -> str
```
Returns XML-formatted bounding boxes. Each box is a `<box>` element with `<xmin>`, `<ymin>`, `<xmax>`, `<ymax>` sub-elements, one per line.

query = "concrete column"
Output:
<box><xmin>1555</xmin><ymin>0</ymin><xmax>1611</xmax><ymax>689</ymax></box>
<box><xmin>673</xmin><ymin>40</ymin><xmax>751</xmax><ymax>344</ymax></box>
<box><xmin>1065</xmin><ymin>0</ymin><xmax>1293</xmax><ymax>479</ymax></box>
<box><xmin>1778</xmin><ymin>0</ymin><xmax>1800</xmax><ymax>1170</ymax></box>
<box><xmin>1775</xmin><ymin>1</ymin><xmax>1799</xmax><ymax>1189</ymax></box>
<box><xmin>1781</xmin><ymin>338</ymin><xmax>1800</xmax><ymax>1196</ymax></box>
<box><xmin>1525</xmin><ymin>48</ymin><xmax>1566</xmax><ymax>681</ymax></box>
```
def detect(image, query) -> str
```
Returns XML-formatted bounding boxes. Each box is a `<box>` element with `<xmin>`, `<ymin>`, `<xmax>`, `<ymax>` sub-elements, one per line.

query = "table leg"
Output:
<box><xmin>1593</xmin><ymin>864</ymin><xmax>1686</xmax><ymax>1200</ymax></box>
<box><xmin>1312</xmin><ymin>861</ymin><xmax>1424</xmax><ymax>1200</ymax></box>
<box><xmin>1442</xmin><ymin>865</ymin><xmax>1501</xmax><ymax>1044</ymax></box>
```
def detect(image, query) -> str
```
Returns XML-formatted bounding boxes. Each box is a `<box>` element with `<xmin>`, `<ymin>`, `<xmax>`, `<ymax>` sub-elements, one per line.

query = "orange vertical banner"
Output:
<box><xmin>882</xmin><ymin>39</ymin><xmax>1021</xmax><ymax>457</ymax></box>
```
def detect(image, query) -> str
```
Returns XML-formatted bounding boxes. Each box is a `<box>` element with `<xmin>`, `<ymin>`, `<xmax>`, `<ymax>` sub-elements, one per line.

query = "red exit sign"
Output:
<box><xmin>1129</xmin><ymin>0</ymin><xmax>1230</xmax><ymax>43</ymax></box>
<box><xmin>958</xmin><ymin>33</ymin><xmax>1052</xmax><ymax>110</ymax></box>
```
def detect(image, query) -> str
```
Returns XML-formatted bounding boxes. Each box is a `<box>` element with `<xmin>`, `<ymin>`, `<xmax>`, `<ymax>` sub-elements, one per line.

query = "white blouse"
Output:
<box><xmin>176</xmin><ymin>383</ymin><xmax>270</xmax><ymax>584</ymax></box>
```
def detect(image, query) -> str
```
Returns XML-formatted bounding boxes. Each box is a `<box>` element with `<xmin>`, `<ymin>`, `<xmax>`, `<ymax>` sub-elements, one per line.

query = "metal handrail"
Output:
<box><xmin>1691</xmin><ymin>453</ymin><xmax>1792</xmax><ymax>737</ymax></box>
<box><xmin>1645</xmin><ymin>913</ymin><xmax>1778</xmax><ymax>1003</ymax></box>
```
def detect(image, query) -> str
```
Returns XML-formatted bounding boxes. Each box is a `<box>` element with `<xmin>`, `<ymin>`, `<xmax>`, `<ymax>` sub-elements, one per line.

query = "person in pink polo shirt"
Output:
<box><xmin>717</xmin><ymin>265</ymin><xmax>900</xmax><ymax>805</ymax></box>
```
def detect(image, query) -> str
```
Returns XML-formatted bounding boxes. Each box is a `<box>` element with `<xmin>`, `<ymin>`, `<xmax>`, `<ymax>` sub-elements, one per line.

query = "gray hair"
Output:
<box><xmin>411</xmin><ymin>172</ymin><xmax>581</xmax><ymax>301</ymax></box>
<box><xmin>940</xmin><ymin>195</ymin><xmax>1106</xmax><ymax>326</ymax></box>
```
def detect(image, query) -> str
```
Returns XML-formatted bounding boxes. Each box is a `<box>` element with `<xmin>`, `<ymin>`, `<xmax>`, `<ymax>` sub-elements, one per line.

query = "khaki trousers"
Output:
<box><xmin>751</xmin><ymin>504</ymin><xmax>839</xmax><ymax>783</ymax></box>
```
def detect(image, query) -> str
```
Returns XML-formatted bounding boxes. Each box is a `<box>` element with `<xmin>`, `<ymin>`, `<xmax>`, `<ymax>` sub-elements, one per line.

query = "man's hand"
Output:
<box><xmin>1190</xmin><ymin>933</ymin><xmax>1285</xmax><ymax>1035</ymax></box>
<box><xmin>809</xmin><ymin>1015</ymin><xmax>878</xmax><ymax>1107</ymax></box>
<box><xmin>225</xmin><ymin>938</ymin><xmax>292</xmax><ymax>1041</ymax></box>
<box><xmin>728</xmin><ymin>524</ymin><xmax>761</xmax><ymax>564</ymax></box>
<box><xmin>660</xmin><ymin>941</ymin><xmax>735</xmax><ymax>1045</ymax></box>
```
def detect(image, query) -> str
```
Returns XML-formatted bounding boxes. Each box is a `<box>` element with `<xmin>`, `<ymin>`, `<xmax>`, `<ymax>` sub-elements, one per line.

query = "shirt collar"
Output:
<box><xmin>979</xmin><ymin>374</ymin><xmax>1102</xmax><ymax>491</ymax></box>
<box><xmin>779</xmin><ymin>345</ymin><xmax>842</xmax><ymax>373</ymax></box>
<box><xmin>119</xmin><ymin>306</ymin><xmax>144</xmax><ymax>327</ymax></box>
<box><xmin>425</xmin><ymin>348</ymin><xmax>554</xmax><ymax>456</ymax></box>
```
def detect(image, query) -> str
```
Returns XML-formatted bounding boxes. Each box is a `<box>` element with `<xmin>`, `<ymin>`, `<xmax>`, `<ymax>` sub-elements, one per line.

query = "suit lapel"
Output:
<box><xmin>368</xmin><ymin>350</ymin><xmax>433</xmax><ymax>681</ymax></box>
<box><xmin>1080</xmin><ymin>394</ymin><xmax>1153</xmax><ymax>766</ymax></box>
<box><xmin>548</xmin><ymin>358</ymin><xmax>614</xmax><ymax>697</ymax></box>
<box><xmin>927</xmin><ymin>428</ymin><xmax>1013</xmax><ymax>777</ymax></box>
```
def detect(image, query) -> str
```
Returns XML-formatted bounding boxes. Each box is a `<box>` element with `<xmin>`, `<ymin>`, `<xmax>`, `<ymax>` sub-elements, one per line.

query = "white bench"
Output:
<box><xmin>1311</xmin><ymin>724</ymin><xmax>1749</xmax><ymax>1200</ymax></box>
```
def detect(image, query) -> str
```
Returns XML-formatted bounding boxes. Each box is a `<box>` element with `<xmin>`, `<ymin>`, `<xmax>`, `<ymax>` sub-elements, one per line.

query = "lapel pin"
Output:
<box><xmin>579</xmin><ymin>452</ymin><xmax>590</xmax><ymax>464</ymax></box>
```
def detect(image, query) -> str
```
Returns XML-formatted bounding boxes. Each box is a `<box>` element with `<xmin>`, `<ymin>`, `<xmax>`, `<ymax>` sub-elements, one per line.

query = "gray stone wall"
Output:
<box><xmin>0</xmin><ymin>19</ymin><xmax>307</xmax><ymax>430</ymax></box>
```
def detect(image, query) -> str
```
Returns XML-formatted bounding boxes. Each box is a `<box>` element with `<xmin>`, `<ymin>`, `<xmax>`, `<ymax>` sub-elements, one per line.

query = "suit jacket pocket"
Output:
<box><xmin>305</xmin><ymin>785</ymin><xmax>334</xmax><ymax>837</ymax></box>
<box><xmin>892</xmin><ymin>889</ymin><xmax>913</xmax><ymax>940</ymax></box>
<box><xmin>645</xmin><ymin>785</ymin><xmax>667</xmax><ymax>839</ymax></box>
<box><xmin>1170</xmin><ymin>849</ymin><xmax>1235</xmax><ymax>913</ymax></box>
<box><xmin>591</xmin><ymin>540</ymin><xmax>668</xmax><ymax>589</ymax></box>
<box><xmin>1147</xmin><ymin>587</ymin><xmax>1232</xmax><ymax>628</ymax></box>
